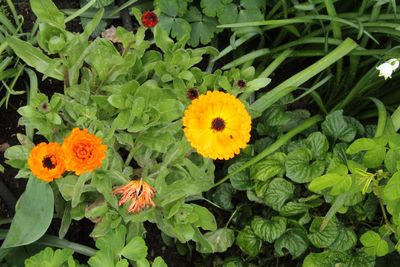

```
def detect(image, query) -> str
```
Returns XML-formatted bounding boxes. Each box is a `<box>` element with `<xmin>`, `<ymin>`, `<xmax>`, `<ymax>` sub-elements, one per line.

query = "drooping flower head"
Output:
<box><xmin>141</xmin><ymin>11</ymin><xmax>158</xmax><ymax>28</ymax></box>
<box><xmin>28</xmin><ymin>142</ymin><xmax>66</xmax><ymax>182</ymax></box>
<box><xmin>376</xmin><ymin>58</ymin><xmax>400</xmax><ymax>80</ymax></box>
<box><xmin>62</xmin><ymin>128</ymin><xmax>107</xmax><ymax>175</ymax></box>
<box><xmin>183</xmin><ymin>91</ymin><xmax>252</xmax><ymax>160</ymax></box>
<box><xmin>112</xmin><ymin>178</ymin><xmax>156</xmax><ymax>213</ymax></box>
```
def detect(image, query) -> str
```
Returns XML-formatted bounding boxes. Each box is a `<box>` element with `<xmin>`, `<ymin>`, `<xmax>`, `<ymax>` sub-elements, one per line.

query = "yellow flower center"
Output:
<box><xmin>211</xmin><ymin>117</ymin><xmax>226</xmax><ymax>131</ymax></box>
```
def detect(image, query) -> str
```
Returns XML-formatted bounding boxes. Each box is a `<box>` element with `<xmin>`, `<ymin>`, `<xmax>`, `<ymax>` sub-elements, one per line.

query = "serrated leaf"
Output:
<box><xmin>201</xmin><ymin>0</ymin><xmax>232</xmax><ymax>17</ymax></box>
<box><xmin>329</xmin><ymin>227</ymin><xmax>357</xmax><ymax>252</ymax></box>
<box><xmin>263</xmin><ymin>178</ymin><xmax>295</xmax><ymax>211</ymax></box>
<box><xmin>185</xmin><ymin>7</ymin><xmax>217</xmax><ymax>47</ymax></box>
<box><xmin>228</xmin><ymin>161</ymin><xmax>253</xmax><ymax>190</ymax></box>
<box><xmin>250</xmin><ymin>152</ymin><xmax>286</xmax><ymax>181</ymax></box>
<box><xmin>236</xmin><ymin>226</ymin><xmax>261</xmax><ymax>257</ymax></box>
<box><xmin>306</xmin><ymin>132</ymin><xmax>329</xmax><ymax>158</ymax></box>
<box><xmin>303</xmin><ymin>250</ymin><xmax>349</xmax><ymax>267</ymax></box>
<box><xmin>211</xmin><ymin>183</ymin><xmax>236</xmax><ymax>210</ymax></box>
<box><xmin>25</xmin><ymin>248</ymin><xmax>75</xmax><ymax>267</ymax></box>
<box><xmin>322</xmin><ymin>110</ymin><xmax>357</xmax><ymax>142</ymax></box>
<box><xmin>274</xmin><ymin>228</ymin><xmax>309</xmax><ymax>258</ymax></box>
<box><xmin>307</xmin><ymin>217</ymin><xmax>339</xmax><ymax>248</ymax></box>
<box><xmin>251</xmin><ymin>216</ymin><xmax>287</xmax><ymax>243</ymax></box>
<box><xmin>285</xmin><ymin>148</ymin><xmax>325</xmax><ymax>183</ymax></box>
<box><xmin>217</xmin><ymin>3</ymin><xmax>238</xmax><ymax>24</ymax></box>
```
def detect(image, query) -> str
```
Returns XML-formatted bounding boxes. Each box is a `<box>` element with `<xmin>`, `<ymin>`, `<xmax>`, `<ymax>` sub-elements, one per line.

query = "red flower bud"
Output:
<box><xmin>141</xmin><ymin>11</ymin><xmax>158</xmax><ymax>28</ymax></box>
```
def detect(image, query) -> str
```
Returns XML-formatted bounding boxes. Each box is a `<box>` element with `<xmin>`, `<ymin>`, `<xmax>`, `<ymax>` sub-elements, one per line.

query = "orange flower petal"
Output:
<box><xmin>112</xmin><ymin>179</ymin><xmax>156</xmax><ymax>213</ymax></box>
<box><xmin>62</xmin><ymin>128</ymin><xmax>107</xmax><ymax>175</ymax></box>
<box><xmin>28</xmin><ymin>142</ymin><xmax>66</xmax><ymax>182</ymax></box>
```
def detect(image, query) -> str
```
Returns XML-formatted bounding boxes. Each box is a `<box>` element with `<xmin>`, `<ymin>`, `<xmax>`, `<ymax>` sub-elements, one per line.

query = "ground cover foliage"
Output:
<box><xmin>1</xmin><ymin>0</ymin><xmax>400</xmax><ymax>266</ymax></box>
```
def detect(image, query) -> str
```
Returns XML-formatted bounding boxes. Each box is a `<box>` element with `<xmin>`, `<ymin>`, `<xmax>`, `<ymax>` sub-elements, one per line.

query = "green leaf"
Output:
<box><xmin>121</xmin><ymin>236</ymin><xmax>148</xmax><ymax>261</ymax></box>
<box><xmin>158</xmin><ymin>99</ymin><xmax>184</xmax><ymax>122</ymax></box>
<box><xmin>362</xmin><ymin>145</ymin><xmax>386</xmax><ymax>168</ymax></box>
<box><xmin>137</xmin><ymin>131</ymin><xmax>174</xmax><ymax>153</ymax></box>
<box><xmin>218</xmin><ymin>3</ymin><xmax>238</xmax><ymax>24</ymax></box>
<box><xmin>385</xmin><ymin>149</ymin><xmax>400</xmax><ymax>173</ymax></box>
<box><xmin>155</xmin><ymin>0</ymin><xmax>188</xmax><ymax>17</ymax></box>
<box><xmin>6</xmin><ymin>36</ymin><xmax>64</xmax><ymax>80</ymax></box>
<box><xmin>71</xmin><ymin>172</ymin><xmax>92</xmax><ymax>208</ymax></box>
<box><xmin>307</xmin><ymin>217</ymin><xmax>339</xmax><ymax>248</ymax></box>
<box><xmin>2</xmin><ymin>176</ymin><xmax>54</xmax><ymax>248</ymax></box>
<box><xmin>191</xmin><ymin>204</ymin><xmax>217</xmax><ymax>231</ymax></box>
<box><xmin>263</xmin><ymin>178</ymin><xmax>295</xmax><ymax>211</ymax></box>
<box><xmin>251</xmin><ymin>216</ymin><xmax>287</xmax><ymax>243</ymax></box>
<box><xmin>360</xmin><ymin>230</ymin><xmax>389</xmax><ymax>257</ymax></box>
<box><xmin>303</xmin><ymin>250</ymin><xmax>349</xmax><ymax>267</ymax></box>
<box><xmin>228</xmin><ymin>161</ymin><xmax>253</xmax><ymax>190</ymax></box>
<box><xmin>322</xmin><ymin>110</ymin><xmax>357</xmax><ymax>142</ymax></box>
<box><xmin>236</xmin><ymin>226</ymin><xmax>261</xmax><ymax>257</ymax></box>
<box><xmin>280</xmin><ymin>201</ymin><xmax>312</xmax><ymax>217</ymax></box>
<box><xmin>196</xmin><ymin>228</ymin><xmax>235</xmax><ymax>253</ymax></box>
<box><xmin>329</xmin><ymin>227</ymin><xmax>357</xmax><ymax>252</ymax></box>
<box><xmin>274</xmin><ymin>228</ymin><xmax>309</xmax><ymax>258</ymax></box>
<box><xmin>108</xmin><ymin>94</ymin><xmax>126</xmax><ymax>109</ymax></box>
<box><xmin>309</xmin><ymin>170</ymin><xmax>352</xmax><ymax>196</ymax></box>
<box><xmin>346</xmin><ymin>138</ymin><xmax>378</xmax><ymax>154</ymax></box>
<box><xmin>201</xmin><ymin>0</ymin><xmax>232</xmax><ymax>17</ymax></box>
<box><xmin>383</xmin><ymin>172</ymin><xmax>400</xmax><ymax>201</ymax></box>
<box><xmin>211</xmin><ymin>183</ymin><xmax>236</xmax><ymax>210</ymax></box>
<box><xmin>25</xmin><ymin>248</ymin><xmax>75</xmax><ymax>267</ymax></box>
<box><xmin>306</xmin><ymin>132</ymin><xmax>329</xmax><ymax>158</ymax></box>
<box><xmin>250</xmin><ymin>152</ymin><xmax>286</xmax><ymax>182</ymax></box>
<box><xmin>152</xmin><ymin>257</ymin><xmax>168</xmax><ymax>267</ymax></box>
<box><xmin>30</xmin><ymin>0</ymin><xmax>65</xmax><ymax>29</ymax></box>
<box><xmin>185</xmin><ymin>7</ymin><xmax>218</xmax><ymax>47</ymax></box>
<box><xmin>285</xmin><ymin>148</ymin><xmax>325</xmax><ymax>183</ymax></box>
<box><xmin>158</xmin><ymin>14</ymin><xmax>191</xmax><ymax>41</ymax></box>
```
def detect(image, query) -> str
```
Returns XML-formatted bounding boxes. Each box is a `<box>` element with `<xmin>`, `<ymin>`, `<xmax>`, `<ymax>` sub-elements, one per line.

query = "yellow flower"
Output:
<box><xmin>112</xmin><ymin>178</ymin><xmax>156</xmax><ymax>213</ymax></box>
<box><xmin>28</xmin><ymin>142</ymin><xmax>66</xmax><ymax>182</ymax></box>
<box><xmin>183</xmin><ymin>91</ymin><xmax>251</xmax><ymax>160</ymax></box>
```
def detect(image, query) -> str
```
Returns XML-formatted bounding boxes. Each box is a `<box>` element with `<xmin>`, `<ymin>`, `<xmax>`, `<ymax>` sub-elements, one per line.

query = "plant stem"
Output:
<box><xmin>213</xmin><ymin>115</ymin><xmax>323</xmax><ymax>188</ymax></box>
<box><xmin>378</xmin><ymin>198</ymin><xmax>396</xmax><ymax>233</ymax></box>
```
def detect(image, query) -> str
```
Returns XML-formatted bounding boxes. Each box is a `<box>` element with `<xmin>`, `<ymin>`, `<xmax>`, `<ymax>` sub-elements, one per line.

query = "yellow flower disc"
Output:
<box><xmin>183</xmin><ymin>91</ymin><xmax>252</xmax><ymax>160</ymax></box>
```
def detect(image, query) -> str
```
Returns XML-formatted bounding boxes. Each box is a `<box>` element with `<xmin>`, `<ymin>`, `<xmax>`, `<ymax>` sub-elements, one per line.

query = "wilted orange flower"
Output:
<box><xmin>62</xmin><ymin>128</ymin><xmax>107</xmax><ymax>175</ymax></box>
<box><xmin>112</xmin><ymin>178</ymin><xmax>156</xmax><ymax>213</ymax></box>
<box><xmin>28</xmin><ymin>142</ymin><xmax>66</xmax><ymax>182</ymax></box>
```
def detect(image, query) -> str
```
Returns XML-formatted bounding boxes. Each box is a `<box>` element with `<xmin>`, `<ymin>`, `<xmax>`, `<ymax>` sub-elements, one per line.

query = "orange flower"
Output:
<box><xmin>28</xmin><ymin>142</ymin><xmax>66</xmax><ymax>182</ymax></box>
<box><xmin>112</xmin><ymin>178</ymin><xmax>156</xmax><ymax>213</ymax></box>
<box><xmin>62</xmin><ymin>128</ymin><xmax>107</xmax><ymax>175</ymax></box>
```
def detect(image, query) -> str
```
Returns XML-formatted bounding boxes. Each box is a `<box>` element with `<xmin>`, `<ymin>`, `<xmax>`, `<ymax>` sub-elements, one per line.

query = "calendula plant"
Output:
<box><xmin>1</xmin><ymin>0</ymin><xmax>271</xmax><ymax>263</ymax></box>
<box><xmin>3</xmin><ymin>0</ymin><xmax>400</xmax><ymax>265</ymax></box>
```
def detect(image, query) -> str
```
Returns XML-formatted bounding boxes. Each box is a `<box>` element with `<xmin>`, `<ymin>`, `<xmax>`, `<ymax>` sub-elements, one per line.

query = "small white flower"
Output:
<box><xmin>376</xmin><ymin>58</ymin><xmax>399</xmax><ymax>80</ymax></box>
